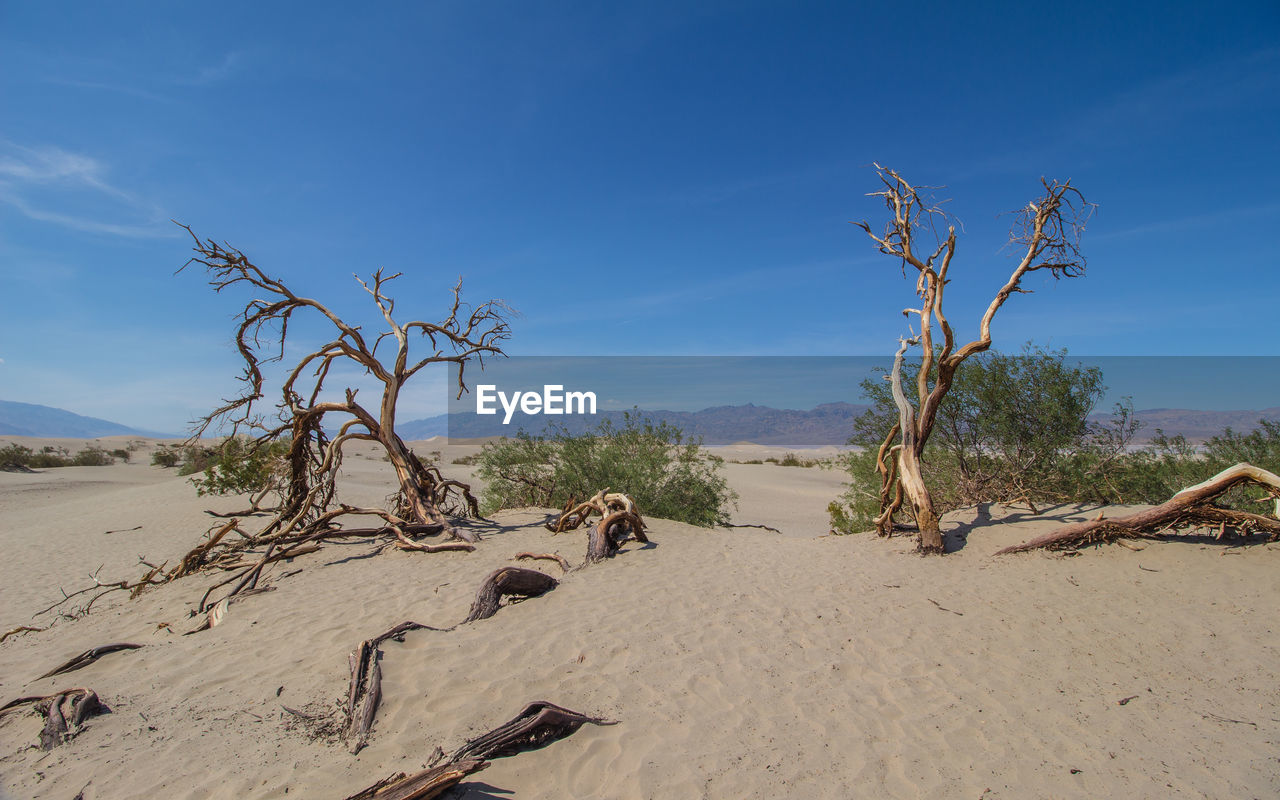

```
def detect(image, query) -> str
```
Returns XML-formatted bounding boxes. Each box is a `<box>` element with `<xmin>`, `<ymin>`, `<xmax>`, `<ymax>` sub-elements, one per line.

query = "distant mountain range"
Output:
<box><xmin>0</xmin><ymin>400</ymin><xmax>176</xmax><ymax>439</ymax></box>
<box><xmin>398</xmin><ymin>403</ymin><xmax>1280</xmax><ymax>445</ymax></box>
<box><xmin>3</xmin><ymin>398</ymin><xmax>1276</xmax><ymax>445</ymax></box>
<box><xmin>397</xmin><ymin>402</ymin><xmax>870</xmax><ymax>445</ymax></box>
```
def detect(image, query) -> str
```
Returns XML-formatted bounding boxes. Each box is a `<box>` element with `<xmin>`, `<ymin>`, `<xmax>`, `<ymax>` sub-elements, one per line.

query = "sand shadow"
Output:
<box><xmin>941</xmin><ymin>502</ymin><xmax>1105</xmax><ymax>553</ymax></box>
<box><xmin>453</xmin><ymin>516</ymin><xmax>532</xmax><ymax>540</ymax></box>
<box><xmin>453</xmin><ymin>781</ymin><xmax>514</xmax><ymax>798</ymax></box>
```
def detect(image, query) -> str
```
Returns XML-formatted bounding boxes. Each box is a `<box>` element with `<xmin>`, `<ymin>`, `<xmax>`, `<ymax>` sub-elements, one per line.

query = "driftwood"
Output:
<box><xmin>997</xmin><ymin>463</ymin><xmax>1280</xmax><ymax>554</ymax></box>
<box><xmin>345</xmin><ymin>702</ymin><xmax>614</xmax><ymax>800</ymax></box>
<box><xmin>341</xmin><ymin>566</ymin><xmax>565</xmax><ymax>753</ymax></box>
<box><xmin>547</xmin><ymin>490</ymin><xmax>637</xmax><ymax>533</ymax></box>
<box><xmin>343</xmin><ymin>758</ymin><xmax>489</xmax><ymax>800</ymax></box>
<box><xmin>463</xmin><ymin>568</ymin><xmax>558</xmax><ymax>624</ymax></box>
<box><xmin>450</xmin><ymin>701</ymin><xmax>617</xmax><ymax>761</ymax></box>
<box><xmin>345</xmin><ymin>621</ymin><xmax>443</xmax><ymax>754</ymax></box>
<box><xmin>0</xmin><ymin>688</ymin><xmax>104</xmax><ymax>750</ymax></box>
<box><xmin>36</xmin><ymin>643</ymin><xmax>142</xmax><ymax>680</ymax></box>
<box><xmin>585</xmin><ymin>511</ymin><xmax>648</xmax><ymax>564</ymax></box>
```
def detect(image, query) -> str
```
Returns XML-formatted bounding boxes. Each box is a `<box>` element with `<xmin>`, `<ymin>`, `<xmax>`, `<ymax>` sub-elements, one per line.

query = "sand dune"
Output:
<box><xmin>2</xmin><ymin>440</ymin><xmax>1278</xmax><ymax>798</ymax></box>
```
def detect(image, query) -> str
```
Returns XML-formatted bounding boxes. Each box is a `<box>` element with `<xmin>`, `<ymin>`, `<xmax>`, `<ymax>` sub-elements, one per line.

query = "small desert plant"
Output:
<box><xmin>187</xmin><ymin>436</ymin><xmax>290</xmax><ymax>497</ymax></box>
<box><xmin>451</xmin><ymin>454</ymin><xmax>480</xmax><ymax>465</ymax></box>
<box><xmin>476</xmin><ymin>412</ymin><xmax>737</xmax><ymax>527</ymax></box>
<box><xmin>151</xmin><ymin>445</ymin><xmax>182</xmax><ymax>468</ymax></box>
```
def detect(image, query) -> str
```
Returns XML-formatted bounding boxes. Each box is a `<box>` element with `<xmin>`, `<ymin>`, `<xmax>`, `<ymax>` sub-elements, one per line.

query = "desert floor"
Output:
<box><xmin>1</xmin><ymin>436</ymin><xmax>1278</xmax><ymax>799</ymax></box>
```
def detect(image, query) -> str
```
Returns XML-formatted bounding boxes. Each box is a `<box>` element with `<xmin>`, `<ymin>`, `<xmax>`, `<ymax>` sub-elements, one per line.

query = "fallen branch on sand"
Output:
<box><xmin>344</xmin><ymin>621</ymin><xmax>445</xmax><ymax>754</ymax></box>
<box><xmin>343</xmin><ymin>567</ymin><xmax>564</xmax><ymax>752</ymax></box>
<box><xmin>0</xmin><ymin>626</ymin><xmax>47</xmax><ymax>643</ymax></box>
<box><xmin>36</xmin><ymin>643</ymin><xmax>143</xmax><ymax>680</ymax></box>
<box><xmin>464</xmin><ymin>567</ymin><xmax>559</xmax><ymax>624</ymax></box>
<box><xmin>996</xmin><ymin>463</ymin><xmax>1280</xmax><ymax>554</ymax></box>
<box><xmin>344</xmin><ymin>702</ymin><xmax>615</xmax><ymax>800</ymax></box>
<box><xmin>0</xmin><ymin>688</ymin><xmax>105</xmax><ymax>750</ymax></box>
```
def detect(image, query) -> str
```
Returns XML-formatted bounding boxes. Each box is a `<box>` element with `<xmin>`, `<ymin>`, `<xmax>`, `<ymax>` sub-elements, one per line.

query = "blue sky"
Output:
<box><xmin>1</xmin><ymin>1</ymin><xmax>1278</xmax><ymax>432</ymax></box>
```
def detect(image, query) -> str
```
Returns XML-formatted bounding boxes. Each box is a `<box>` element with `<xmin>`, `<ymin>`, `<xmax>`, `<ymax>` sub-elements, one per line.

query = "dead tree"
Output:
<box><xmin>996</xmin><ymin>463</ymin><xmax>1280</xmax><ymax>553</ymax></box>
<box><xmin>78</xmin><ymin>226</ymin><xmax>519</xmax><ymax>613</ymax></box>
<box><xmin>179</xmin><ymin>226</ymin><xmax>507</xmax><ymax>542</ymax></box>
<box><xmin>854</xmin><ymin>166</ymin><xmax>1092</xmax><ymax>554</ymax></box>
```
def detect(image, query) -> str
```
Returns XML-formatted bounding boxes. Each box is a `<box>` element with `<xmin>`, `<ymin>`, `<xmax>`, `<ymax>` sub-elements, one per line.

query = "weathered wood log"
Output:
<box><xmin>343</xmin><ymin>702</ymin><xmax>613</xmax><ymax>800</ymax></box>
<box><xmin>344</xmin><ymin>621</ymin><xmax>443</xmax><ymax>754</ymax></box>
<box><xmin>449</xmin><ymin>701</ymin><xmax>617</xmax><ymax>762</ymax></box>
<box><xmin>343</xmin><ymin>758</ymin><xmax>489</xmax><ymax>800</ymax></box>
<box><xmin>997</xmin><ymin>463</ymin><xmax>1280</xmax><ymax>554</ymax></box>
<box><xmin>0</xmin><ymin>689</ymin><xmax>103</xmax><ymax>749</ymax></box>
<box><xmin>463</xmin><ymin>568</ymin><xmax>558</xmax><ymax>624</ymax></box>
<box><xmin>36</xmin><ymin>643</ymin><xmax>142</xmax><ymax>680</ymax></box>
<box><xmin>585</xmin><ymin>511</ymin><xmax>647</xmax><ymax>564</ymax></box>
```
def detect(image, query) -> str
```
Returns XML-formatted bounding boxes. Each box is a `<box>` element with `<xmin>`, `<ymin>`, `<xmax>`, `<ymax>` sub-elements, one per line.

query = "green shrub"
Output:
<box><xmin>110</xmin><ymin>448</ymin><xmax>131</xmax><ymax>463</ymax></box>
<box><xmin>177</xmin><ymin>444</ymin><xmax>218</xmax><ymax>476</ymax></box>
<box><xmin>476</xmin><ymin>412</ymin><xmax>737</xmax><ymax>527</ymax></box>
<box><xmin>831</xmin><ymin>343</ymin><xmax>1280</xmax><ymax>532</ymax></box>
<box><xmin>0</xmin><ymin>443</ymin><xmax>116</xmax><ymax>468</ymax></box>
<box><xmin>187</xmin><ymin>436</ymin><xmax>290</xmax><ymax>497</ymax></box>
<box><xmin>151</xmin><ymin>446</ymin><xmax>182</xmax><ymax>468</ymax></box>
<box><xmin>72</xmin><ymin>446</ymin><xmax>115</xmax><ymax>466</ymax></box>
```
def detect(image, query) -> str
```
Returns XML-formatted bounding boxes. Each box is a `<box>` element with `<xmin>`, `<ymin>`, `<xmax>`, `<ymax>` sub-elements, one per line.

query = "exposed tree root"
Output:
<box><xmin>0</xmin><ymin>688</ymin><xmax>104</xmax><ymax>750</ymax></box>
<box><xmin>36</xmin><ymin>643</ymin><xmax>142</xmax><ymax>680</ymax></box>
<box><xmin>464</xmin><ymin>568</ymin><xmax>559</xmax><ymax>624</ymax></box>
<box><xmin>546</xmin><ymin>490</ymin><xmax>637</xmax><ymax>533</ymax></box>
<box><xmin>344</xmin><ymin>758</ymin><xmax>489</xmax><ymax>800</ymax></box>
<box><xmin>0</xmin><ymin>626</ymin><xmax>46</xmax><ymax>643</ymax></box>
<box><xmin>450</xmin><ymin>701</ymin><xmax>617</xmax><ymax>762</ymax></box>
<box><xmin>996</xmin><ymin>463</ymin><xmax>1280</xmax><ymax>554</ymax></box>
<box><xmin>345</xmin><ymin>702</ymin><xmax>614</xmax><ymax>800</ymax></box>
<box><xmin>514</xmin><ymin>552</ymin><xmax>573</xmax><ymax>572</ymax></box>
<box><xmin>343</xmin><ymin>621</ymin><xmax>445</xmax><ymax>754</ymax></box>
<box><xmin>586</xmin><ymin>511</ymin><xmax>648</xmax><ymax>564</ymax></box>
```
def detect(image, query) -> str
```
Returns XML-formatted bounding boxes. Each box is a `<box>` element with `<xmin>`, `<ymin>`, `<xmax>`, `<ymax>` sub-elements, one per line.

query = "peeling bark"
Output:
<box><xmin>464</xmin><ymin>568</ymin><xmax>558</xmax><ymax>624</ymax></box>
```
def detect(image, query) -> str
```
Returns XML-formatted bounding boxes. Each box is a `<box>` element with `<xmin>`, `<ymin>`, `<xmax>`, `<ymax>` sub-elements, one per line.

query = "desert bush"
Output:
<box><xmin>110</xmin><ymin>448</ymin><xmax>131</xmax><ymax>463</ymax></box>
<box><xmin>476</xmin><ymin>412</ymin><xmax>736</xmax><ymax>527</ymax></box>
<box><xmin>187</xmin><ymin>436</ymin><xmax>290</xmax><ymax>497</ymax></box>
<box><xmin>831</xmin><ymin>345</ymin><xmax>1280</xmax><ymax>533</ymax></box>
<box><xmin>0</xmin><ymin>443</ymin><xmax>116</xmax><ymax>468</ymax></box>
<box><xmin>72</xmin><ymin>446</ymin><xmax>115</xmax><ymax>466</ymax></box>
<box><xmin>151</xmin><ymin>445</ymin><xmax>182</xmax><ymax>468</ymax></box>
<box><xmin>177</xmin><ymin>444</ymin><xmax>218</xmax><ymax>476</ymax></box>
<box><xmin>451</xmin><ymin>453</ymin><xmax>480</xmax><ymax>465</ymax></box>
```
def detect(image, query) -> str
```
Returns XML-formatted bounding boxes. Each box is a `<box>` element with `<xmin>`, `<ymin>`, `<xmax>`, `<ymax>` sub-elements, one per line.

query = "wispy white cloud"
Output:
<box><xmin>0</xmin><ymin>141</ymin><xmax>176</xmax><ymax>238</ymax></box>
<box><xmin>186</xmin><ymin>51</ymin><xmax>244</xmax><ymax>85</ymax></box>
<box><xmin>0</xmin><ymin>193</ymin><xmax>178</xmax><ymax>238</ymax></box>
